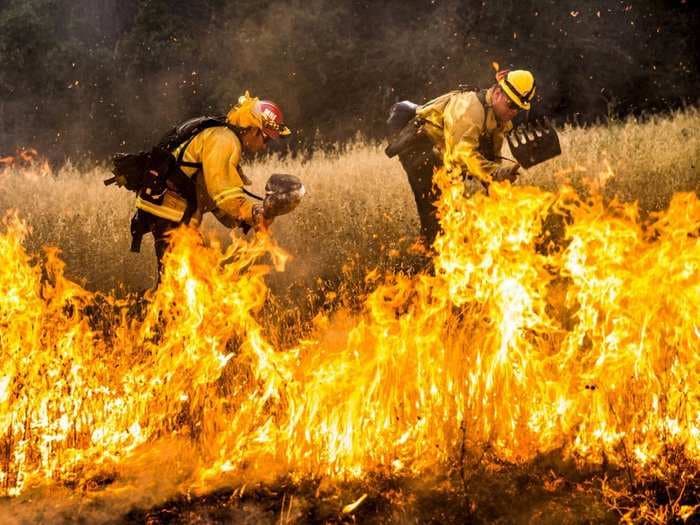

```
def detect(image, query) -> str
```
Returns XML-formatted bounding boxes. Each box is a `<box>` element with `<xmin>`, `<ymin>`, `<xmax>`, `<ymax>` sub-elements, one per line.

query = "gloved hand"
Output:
<box><xmin>492</xmin><ymin>163</ymin><xmax>520</xmax><ymax>183</ymax></box>
<box><xmin>263</xmin><ymin>174</ymin><xmax>305</xmax><ymax>219</ymax></box>
<box><xmin>252</xmin><ymin>204</ymin><xmax>273</xmax><ymax>231</ymax></box>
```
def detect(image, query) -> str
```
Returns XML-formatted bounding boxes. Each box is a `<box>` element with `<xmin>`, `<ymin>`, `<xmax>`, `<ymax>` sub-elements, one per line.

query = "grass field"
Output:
<box><xmin>0</xmin><ymin>108</ymin><xmax>697</xmax><ymax>298</ymax></box>
<box><xmin>0</xmin><ymin>108</ymin><xmax>698</xmax><ymax>523</ymax></box>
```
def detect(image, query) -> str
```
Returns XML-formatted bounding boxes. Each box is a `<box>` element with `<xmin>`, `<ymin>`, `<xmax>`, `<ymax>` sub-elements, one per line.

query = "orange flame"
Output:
<box><xmin>0</xmin><ymin>148</ymin><xmax>50</xmax><ymax>178</ymax></box>
<box><xmin>0</xmin><ymin>163</ymin><xmax>698</xmax><ymax>500</ymax></box>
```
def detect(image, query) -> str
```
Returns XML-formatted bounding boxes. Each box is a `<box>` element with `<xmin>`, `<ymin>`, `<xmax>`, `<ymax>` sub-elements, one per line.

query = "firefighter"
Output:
<box><xmin>389</xmin><ymin>69</ymin><xmax>536</xmax><ymax>247</ymax></box>
<box><xmin>129</xmin><ymin>92</ymin><xmax>292</xmax><ymax>279</ymax></box>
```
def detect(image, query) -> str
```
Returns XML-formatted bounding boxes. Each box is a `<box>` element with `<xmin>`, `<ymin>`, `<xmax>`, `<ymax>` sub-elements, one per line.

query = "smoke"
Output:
<box><xmin>0</xmin><ymin>1</ymin><xmax>698</xmax><ymax>162</ymax></box>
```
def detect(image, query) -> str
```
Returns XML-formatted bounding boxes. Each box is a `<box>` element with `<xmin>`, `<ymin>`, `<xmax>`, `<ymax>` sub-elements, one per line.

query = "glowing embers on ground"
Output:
<box><xmin>0</xmin><ymin>170</ymin><xmax>699</xmax><ymax>497</ymax></box>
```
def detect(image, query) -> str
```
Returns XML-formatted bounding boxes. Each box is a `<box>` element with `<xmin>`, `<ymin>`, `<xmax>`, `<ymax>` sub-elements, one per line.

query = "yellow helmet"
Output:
<box><xmin>497</xmin><ymin>69</ymin><xmax>536</xmax><ymax>110</ymax></box>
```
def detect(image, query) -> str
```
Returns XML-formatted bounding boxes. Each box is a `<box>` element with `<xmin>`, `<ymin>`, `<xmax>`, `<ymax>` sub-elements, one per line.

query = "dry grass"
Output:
<box><xmin>522</xmin><ymin>109</ymin><xmax>700</xmax><ymax>211</ymax></box>
<box><xmin>0</xmin><ymin>108</ymin><xmax>698</xmax><ymax>523</ymax></box>
<box><xmin>0</xmin><ymin>108</ymin><xmax>697</xmax><ymax>297</ymax></box>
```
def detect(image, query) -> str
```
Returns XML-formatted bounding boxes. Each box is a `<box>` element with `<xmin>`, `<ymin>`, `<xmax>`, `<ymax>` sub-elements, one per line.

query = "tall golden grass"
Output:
<box><xmin>0</xmin><ymin>108</ymin><xmax>697</xmax><ymax>297</ymax></box>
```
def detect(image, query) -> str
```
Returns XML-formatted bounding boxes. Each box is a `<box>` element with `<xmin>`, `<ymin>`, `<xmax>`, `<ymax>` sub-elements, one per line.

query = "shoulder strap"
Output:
<box><xmin>453</xmin><ymin>86</ymin><xmax>489</xmax><ymax>134</ymax></box>
<box><xmin>176</xmin><ymin>134</ymin><xmax>201</xmax><ymax>167</ymax></box>
<box><xmin>160</xmin><ymin>116</ymin><xmax>241</xmax><ymax>170</ymax></box>
<box><xmin>241</xmin><ymin>187</ymin><xmax>263</xmax><ymax>201</ymax></box>
<box><xmin>476</xmin><ymin>90</ymin><xmax>489</xmax><ymax>134</ymax></box>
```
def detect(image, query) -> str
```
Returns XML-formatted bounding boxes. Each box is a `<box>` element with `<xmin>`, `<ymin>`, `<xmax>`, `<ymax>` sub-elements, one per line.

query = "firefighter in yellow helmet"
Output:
<box><xmin>128</xmin><ymin>92</ymin><xmax>291</xmax><ymax>279</ymax></box>
<box><xmin>387</xmin><ymin>69</ymin><xmax>536</xmax><ymax>246</ymax></box>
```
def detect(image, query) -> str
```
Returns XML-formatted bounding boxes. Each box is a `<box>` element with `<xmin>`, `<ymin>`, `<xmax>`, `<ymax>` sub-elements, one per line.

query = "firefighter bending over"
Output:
<box><xmin>386</xmin><ymin>68</ymin><xmax>537</xmax><ymax>247</ymax></box>
<box><xmin>108</xmin><ymin>92</ymin><xmax>300</xmax><ymax>282</ymax></box>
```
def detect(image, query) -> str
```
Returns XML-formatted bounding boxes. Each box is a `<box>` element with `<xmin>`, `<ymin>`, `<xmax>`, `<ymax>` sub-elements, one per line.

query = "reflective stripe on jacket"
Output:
<box><xmin>135</xmin><ymin>126</ymin><xmax>255</xmax><ymax>228</ymax></box>
<box><xmin>174</xmin><ymin>126</ymin><xmax>255</xmax><ymax>227</ymax></box>
<box><xmin>417</xmin><ymin>87</ymin><xmax>512</xmax><ymax>184</ymax></box>
<box><xmin>135</xmin><ymin>190</ymin><xmax>187</xmax><ymax>222</ymax></box>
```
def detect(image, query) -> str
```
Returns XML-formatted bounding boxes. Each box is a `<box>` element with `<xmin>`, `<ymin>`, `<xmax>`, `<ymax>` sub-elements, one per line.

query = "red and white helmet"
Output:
<box><xmin>253</xmin><ymin>100</ymin><xmax>291</xmax><ymax>138</ymax></box>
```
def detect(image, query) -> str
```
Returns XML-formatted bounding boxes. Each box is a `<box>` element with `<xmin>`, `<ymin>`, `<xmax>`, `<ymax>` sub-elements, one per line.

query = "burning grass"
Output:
<box><xmin>0</xmin><ymin>109</ymin><xmax>699</xmax><ymax>523</ymax></box>
<box><xmin>0</xmin><ymin>110</ymin><xmax>697</xmax><ymax>295</ymax></box>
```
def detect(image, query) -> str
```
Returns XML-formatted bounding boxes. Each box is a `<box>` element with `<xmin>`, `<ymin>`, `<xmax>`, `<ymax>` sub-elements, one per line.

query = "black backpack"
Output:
<box><xmin>105</xmin><ymin>115</ymin><xmax>240</xmax><ymax>195</ymax></box>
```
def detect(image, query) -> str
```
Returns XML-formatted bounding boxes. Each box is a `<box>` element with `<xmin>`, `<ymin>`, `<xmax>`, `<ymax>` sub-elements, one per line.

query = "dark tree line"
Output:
<box><xmin>0</xmin><ymin>0</ymin><xmax>697</xmax><ymax>163</ymax></box>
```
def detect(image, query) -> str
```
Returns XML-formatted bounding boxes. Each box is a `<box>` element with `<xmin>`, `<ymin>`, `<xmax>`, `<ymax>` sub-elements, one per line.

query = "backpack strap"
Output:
<box><xmin>241</xmin><ymin>187</ymin><xmax>263</xmax><ymax>201</ymax></box>
<box><xmin>174</xmin><ymin>120</ymin><xmax>241</xmax><ymax>170</ymax></box>
<box><xmin>476</xmin><ymin>90</ymin><xmax>489</xmax><ymax>133</ymax></box>
<box><xmin>176</xmin><ymin>134</ymin><xmax>202</xmax><ymax>168</ymax></box>
<box><xmin>456</xmin><ymin>86</ymin><xmax>489</xmax><ymax>134</ymax></box>
<box><xmin>170</xmin><ymin>120</ymin><xmax>246</xmax><ymax>223</ymax></box>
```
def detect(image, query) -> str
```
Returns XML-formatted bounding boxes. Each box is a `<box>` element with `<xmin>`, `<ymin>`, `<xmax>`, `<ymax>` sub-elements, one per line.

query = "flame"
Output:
<box><xmin>0</xmin><ymin>148</ymin><xmax>51</xmax><ymax>177</ymax></box>
<box><xmin>0</xmin><ymin>161</ymin><xmax>698</xmax><ymax>505</ymax></box>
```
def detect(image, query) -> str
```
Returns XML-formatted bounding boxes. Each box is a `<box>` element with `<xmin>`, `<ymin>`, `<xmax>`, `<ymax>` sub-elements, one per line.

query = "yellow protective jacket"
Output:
<box><xmin>416</xmin><ymin>87</ymin><xmax>512</xmax><ymax>184</ymax></box>
<box><xmin>135</xmin><ymin>126</ymin><xmax>255</xmax><ymax>228</ymax></box>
